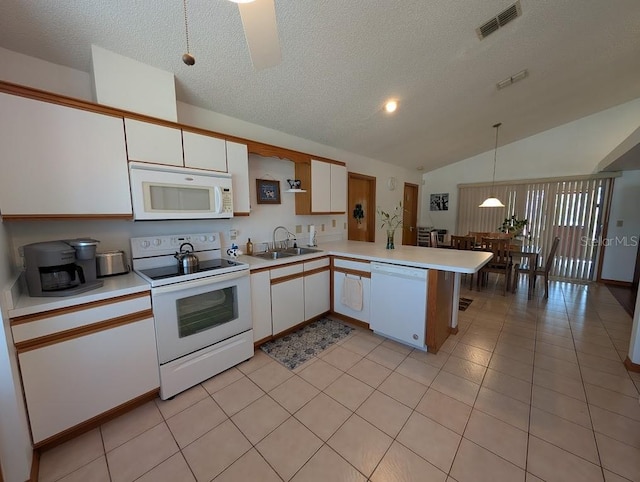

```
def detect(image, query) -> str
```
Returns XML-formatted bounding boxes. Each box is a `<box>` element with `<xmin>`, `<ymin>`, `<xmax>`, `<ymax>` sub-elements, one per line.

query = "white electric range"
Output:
<box><xmin>131</xmin><ymin>233</ymin><xmax>253</xmax><ymax>400</ymax></box>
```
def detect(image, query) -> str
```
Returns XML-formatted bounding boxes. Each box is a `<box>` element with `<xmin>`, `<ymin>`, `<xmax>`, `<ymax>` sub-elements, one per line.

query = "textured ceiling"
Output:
<box><xmin>1</xmin><ymin>0</ymin><xmax>639</xmax><ymax>172</ymax></box>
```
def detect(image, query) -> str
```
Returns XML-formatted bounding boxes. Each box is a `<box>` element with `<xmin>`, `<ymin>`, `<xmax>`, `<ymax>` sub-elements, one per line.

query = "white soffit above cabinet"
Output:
<box><xmin>0</xmin><ymin>1</ymin><xmax>640</xmax><ymax>171</ymax></box>
<box><xmin>91</xmin><ymin>45</ymin><xmax>178</xmax><ymax>122</ymax></box>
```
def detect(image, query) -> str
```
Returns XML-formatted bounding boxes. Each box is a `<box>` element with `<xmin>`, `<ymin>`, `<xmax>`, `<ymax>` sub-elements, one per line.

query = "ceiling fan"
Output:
<box><xmin>182</xmin><ymin>0</ymin><xmax>282</xmax><ymax>70</ymax></box>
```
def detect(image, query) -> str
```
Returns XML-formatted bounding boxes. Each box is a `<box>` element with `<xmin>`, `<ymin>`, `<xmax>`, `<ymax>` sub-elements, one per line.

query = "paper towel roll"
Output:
<box><xmin>309</xmin><ymin>225</ymin><xmax>316</xmax><ymax>246</ymax></box>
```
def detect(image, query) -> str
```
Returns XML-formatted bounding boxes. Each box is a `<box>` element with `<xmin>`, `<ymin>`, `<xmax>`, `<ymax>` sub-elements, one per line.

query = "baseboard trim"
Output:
<box><xmin>624</xmin><ymin>356</ymin><xmax>640</xmax><ymax>373</ymax></box>
<box><xmin>601</xmin><ymin>279</ymin><xmax>633</xmax><ymax>287</ymax></box>
<box><xmin>34</xmin><ymin>389</ymin><xmax>159</xmax><ymax>452</ymax></box>
<box><xmin>29</xmin><ymin>450</ymin><xmax>39</xmax><ymax>482</ymax></box>
<box><xmin>328</xmin><ymin>312</ymin><xmax>370</xmax><ymax>330</ymax></box>
<box><xmin>449</xmin><ymin>326</ymin><xmax>459</xmax><ymax>335</ymax></box>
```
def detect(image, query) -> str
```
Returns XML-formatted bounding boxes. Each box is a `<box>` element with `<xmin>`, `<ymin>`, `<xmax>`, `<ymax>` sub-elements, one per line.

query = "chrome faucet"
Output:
<box><xmin>273</xmin><ymin>226</ymin><xmax>296</xmax><ymax>250</ymax></box>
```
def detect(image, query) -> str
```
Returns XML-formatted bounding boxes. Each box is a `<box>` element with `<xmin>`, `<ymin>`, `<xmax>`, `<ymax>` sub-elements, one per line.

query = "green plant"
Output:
<box><xmin>377</xmin><ymin>202</ymin><xmax>403</xmax><ymax>231</ymax></box>
<box><xmin>499</xmin><ymin>215</ymin><xmax>529</xmax><ymax>238</ymax></box>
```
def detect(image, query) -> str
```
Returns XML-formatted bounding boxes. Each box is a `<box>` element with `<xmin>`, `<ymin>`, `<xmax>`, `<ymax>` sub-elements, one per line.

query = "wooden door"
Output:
<box><xmin>348</xmin><ymin>173</ymin><xmax>376</xmax><ymax>242</ymax></box>
<box><xmin>402</xmin><ymin>183</ymin><xmax>419</xmax><ymax>245</ymax></box>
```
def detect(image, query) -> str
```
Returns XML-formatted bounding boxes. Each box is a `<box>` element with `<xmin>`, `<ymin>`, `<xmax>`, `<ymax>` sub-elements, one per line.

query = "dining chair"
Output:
<box><xmin>478</xmin><ymin>237</ymin><xmax>512</xmax><ymax>295</ymax></box>
<box><xmin>451</xmin><ymin>235</ymin><xmax>476</xmax><ymax>288</ymax></box>
<box><xmin>512</xmin><ymin>237</ymin><xmax>560</xmax><ymax>299</ymax></box>
<box><xmin>468</xmin><ymin>232</ymin><xmax>489</xmax><ymax>245</ymax></box>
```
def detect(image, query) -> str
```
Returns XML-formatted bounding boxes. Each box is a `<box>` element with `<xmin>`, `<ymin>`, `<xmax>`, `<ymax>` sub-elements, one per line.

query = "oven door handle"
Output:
<box><xmin>152</xmin><ymin>269</ymin><xmax>249</xmax><ymax>295</ymax></box>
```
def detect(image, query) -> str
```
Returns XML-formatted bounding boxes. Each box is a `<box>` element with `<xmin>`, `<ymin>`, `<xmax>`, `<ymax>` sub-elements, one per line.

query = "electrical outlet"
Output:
<box><xmin>344</xmin><ymin>222</ymin><xmax>347</xmax><ymax>229</ymax></box>
<box><xmin>296</xmin><ymin>225</ymin><xmax>302</xmax><ymax>234</ymax></box>
<box><xmin>321</xmin><ymin>224</ymin><xmax>325</xmax><ymax>231</ymax></box>
<box><xmin>332</xmin><ymin>219</ymin><xmax>336</xmax><ymax>228</ymax></box>
<box><xmin>616</xmin><ymin>220</ymin><xmax>623</xmax><ymax>227</ymax></box>
<box><xmin>229</xmin><ymin>229</ymin><xmax>238</xmax><ymax>240</ymax></box>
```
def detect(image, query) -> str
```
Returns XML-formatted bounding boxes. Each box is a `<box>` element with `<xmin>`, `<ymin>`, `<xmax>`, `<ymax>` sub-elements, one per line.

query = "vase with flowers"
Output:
<box><xmin>499</xmin><ymin>215</ymin><xmax>529</xmax><ymax>245</ymax></box>
<box><xmin>377</xmin><ymin>202</ymin><xmax>403</xmax><ymax>249</ymax></box>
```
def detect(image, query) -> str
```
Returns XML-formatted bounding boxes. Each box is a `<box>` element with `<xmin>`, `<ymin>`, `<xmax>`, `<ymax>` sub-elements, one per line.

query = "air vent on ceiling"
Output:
<box><xmin>477</xmin><ymin>1</ymin><xmax>522</xmax><ymax>40</ymax></box>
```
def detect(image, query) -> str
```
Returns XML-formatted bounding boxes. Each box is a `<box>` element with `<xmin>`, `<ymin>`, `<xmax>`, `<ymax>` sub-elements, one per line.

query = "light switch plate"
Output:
<box><xmin>616</xmin><ymin>220</ymin><xmax>623</xmax><ymax>227</ymax></box>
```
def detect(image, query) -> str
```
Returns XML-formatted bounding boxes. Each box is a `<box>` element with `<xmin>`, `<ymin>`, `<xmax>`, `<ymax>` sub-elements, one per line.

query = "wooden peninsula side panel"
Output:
<box><xmin>426</xmin><ymin>269</ymin><xmax>455</xmax><ymax>353</ymax></box>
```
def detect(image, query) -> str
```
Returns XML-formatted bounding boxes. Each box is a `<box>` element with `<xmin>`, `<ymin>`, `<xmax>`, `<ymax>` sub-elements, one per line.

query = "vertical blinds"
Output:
<box><xmin>457</xmin><ymin>177</ymin><xmax>613</xmax><ymax>281</ymax></box>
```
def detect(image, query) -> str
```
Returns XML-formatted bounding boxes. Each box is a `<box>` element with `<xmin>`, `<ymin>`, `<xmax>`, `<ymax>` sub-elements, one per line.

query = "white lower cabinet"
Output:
<box><xmin>250</xmin><ymin>270</ymin><xmax>272</xmax><ymax>342</ymax></box>
<box><xmin>12</xmin><ymin>293</ymin><xmax>159</xmax><ymax>445</ymax></box>
<box><xmin>332</xmin><ymin>258</ymin><xmax>371</xmax><ymax>323</ymax></box>
<box><xmin>304</xmin><ymin>258</ymin><xmax>330</xmax><ymax>321</ymax></box>
<box><xmin>271</xmin><ymin>263</ymin><xmax>305</xmax><ymax>335</ymax></box>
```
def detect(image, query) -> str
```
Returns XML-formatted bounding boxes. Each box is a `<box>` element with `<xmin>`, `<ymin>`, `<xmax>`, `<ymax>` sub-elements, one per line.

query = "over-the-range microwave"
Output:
<box><xmin>129</xmin><ymin>162</ymin><xmax>233</xmax><ymax>220</ymax></box>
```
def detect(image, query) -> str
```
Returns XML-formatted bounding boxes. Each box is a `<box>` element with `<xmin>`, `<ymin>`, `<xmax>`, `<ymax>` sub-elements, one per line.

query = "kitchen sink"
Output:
<box><xmin>251</xmin><ymin>247</ymin><xmax>322</xmax><ymax>260</ymax></box>
<box><xmin>252</xmin><ymin>251</ymin><xmax>295</xmax><ymax>260</ymax></box>
<box><xmin>282</xmin><ymin>247</ymin><xmax>322</xmax><ymax>255</ymax></box>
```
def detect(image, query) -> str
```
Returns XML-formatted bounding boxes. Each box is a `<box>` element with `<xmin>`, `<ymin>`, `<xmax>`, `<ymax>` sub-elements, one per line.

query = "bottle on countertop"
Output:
<box><xmin>246</xmin><ymin>238</ymin><xmax>253</xmax><ymax>256</ymax></box>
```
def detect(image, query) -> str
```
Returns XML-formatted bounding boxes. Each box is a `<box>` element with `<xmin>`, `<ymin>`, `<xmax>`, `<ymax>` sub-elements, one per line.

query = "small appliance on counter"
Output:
<box><xmin>23</xmin><ymin>238</ymin><xmax>104</xmax><ymax>297</ymax></box>
<box><xmin>96</xmin><ymin>250</ymin><xmax>130</xmax><ymax>277</ymax></box>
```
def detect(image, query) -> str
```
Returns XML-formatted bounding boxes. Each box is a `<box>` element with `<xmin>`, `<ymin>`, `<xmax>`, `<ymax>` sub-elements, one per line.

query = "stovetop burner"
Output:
<box><xmin>139</xmin><ymin>259</ymin><xmax>245</xmax><ymax>281</ymax></box>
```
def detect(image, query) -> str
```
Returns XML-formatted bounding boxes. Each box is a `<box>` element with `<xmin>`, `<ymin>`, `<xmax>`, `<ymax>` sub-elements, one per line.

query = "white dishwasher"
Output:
<box><xmin>370</xmin><ymin>262</ymin><xmax>428</xmax><ymax>350</ymax></box>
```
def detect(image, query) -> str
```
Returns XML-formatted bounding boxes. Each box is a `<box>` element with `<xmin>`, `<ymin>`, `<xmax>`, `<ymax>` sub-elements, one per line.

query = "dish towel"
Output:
<box><xmin>341</xmin><ymin>276</ymin><xmax>363</xmax><ymax>311</ymax></box>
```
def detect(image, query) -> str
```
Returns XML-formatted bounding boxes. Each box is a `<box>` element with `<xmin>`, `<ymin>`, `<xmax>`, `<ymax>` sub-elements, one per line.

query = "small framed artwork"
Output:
<box><xmin>256</xmin><ymin>179</ymin><xmax>281</xmax><ymax>204</ymax></box>
<box><xmin>430</xmin><ymin>193</ymin><xmax>449</xmax><ymax>211</ymax></box>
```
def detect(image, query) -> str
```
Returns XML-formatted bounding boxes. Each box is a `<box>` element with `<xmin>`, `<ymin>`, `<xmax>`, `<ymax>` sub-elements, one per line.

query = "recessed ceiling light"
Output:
<box><xmin>384</xmin><ymin>100</ymin><xmax>398</xmax><ymax>113</ymax></box>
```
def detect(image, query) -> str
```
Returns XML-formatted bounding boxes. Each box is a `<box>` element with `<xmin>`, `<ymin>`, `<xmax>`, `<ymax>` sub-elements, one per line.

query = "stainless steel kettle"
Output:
<box><xmin>174</xmin><ymin>242</ymin><xmax>199</xmax><ymax>274</ymax></box>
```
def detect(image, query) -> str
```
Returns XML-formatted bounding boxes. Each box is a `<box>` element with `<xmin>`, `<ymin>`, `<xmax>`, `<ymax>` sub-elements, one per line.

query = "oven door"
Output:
<box><xmin>152</xmin><ymin>269</ymin><xmax>251</xmax><ymax>364</ymax></box>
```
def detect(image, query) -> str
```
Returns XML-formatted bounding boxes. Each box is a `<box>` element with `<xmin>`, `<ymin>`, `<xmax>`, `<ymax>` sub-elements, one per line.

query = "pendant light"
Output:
<box><xmin>479</xmin><ymin>122</ymin><xmax>505</xmax><ymax>208</ymax></box>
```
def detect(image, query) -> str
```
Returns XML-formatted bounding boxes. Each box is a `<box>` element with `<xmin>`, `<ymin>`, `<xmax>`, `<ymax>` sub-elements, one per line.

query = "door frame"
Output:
<box><xmin>402</xmin><ymin>182</ymin><xmax>419</xmax><ymax>246</ymax></box>
<box><xmin>347</xmin><ymin>172</ymin><xmax>376</xmax><ymax>242</ymax></box>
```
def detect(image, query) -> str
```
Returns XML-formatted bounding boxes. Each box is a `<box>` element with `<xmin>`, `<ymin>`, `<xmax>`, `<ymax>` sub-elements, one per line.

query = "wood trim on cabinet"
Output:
<box><xmin>34</xmin><ymin>389</ymin><xmax>159</xmax><ymax>451</ymax></box>
<box><xmin>271</xmin><ymin>312</ymin><xmax>330</xmax><ymax>339</ymax></box>
<box><xmin>15</xmin><ymin>310</ymin><xmax>153</xmax><ymax>353</ymax></box>
<box><xmin>1</xmin><ymin>214</ymin><xmax>133</xmax><ymax>221</ymax></box>
<box><xmin>233</xmin><ymin>212</ymin><xmax>250</xmax><ymax>217</ymax></box>
<box><xmin>304</xmin><ymin>266</ymin><xmax>330</xmax><ymax>277</ymax></box>
<box><xmin>10</xmin><ymin>291</ymin><xmax>150</xmax><ymax>326</ymax></box>
<box><xmin>331</xmin><ymin>267</ymin><xmax>371</xmax><ymax>279</ymax></box>
<box><xmin>250</xmin><ymin>266</ymin><xmax>272</xmax><ymax>275</ymax></box>
<box><xmin>254</xmin><ymin>335</ymin><xmax>273</xmax><ymax>348</ymax></box>
<box><xmin>270</xmin><ymin>272</ymin><xmax>305</xmax><ymax>285</ymax></box>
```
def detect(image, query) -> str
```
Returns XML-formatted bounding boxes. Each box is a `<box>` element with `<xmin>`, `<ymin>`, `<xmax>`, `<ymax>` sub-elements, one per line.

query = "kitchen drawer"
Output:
<box><xmin>332</xmin><ymin>257</ymin><xmax>371</xmax><ymax>273</ymax></box>
<box><xmin>304</xmin><ymin>257</ymin><xmax>330</xmax><ymax>271</ymax></box>
<box><xmin>270</xmin><ymin>263</ymin><xmax>304</xmax><ymax>280</ymax></box>
<box><xmin>11</xmin><ymin>292</ymin><xmax>151</xmax><ymax>343</ymax></box>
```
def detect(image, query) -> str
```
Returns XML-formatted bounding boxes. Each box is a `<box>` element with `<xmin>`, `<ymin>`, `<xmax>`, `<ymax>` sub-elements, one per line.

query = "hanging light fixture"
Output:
<box><xmin>479</xmin><ymin>122</ymin><xmax>506</xmax><ymax>208</ymax></box>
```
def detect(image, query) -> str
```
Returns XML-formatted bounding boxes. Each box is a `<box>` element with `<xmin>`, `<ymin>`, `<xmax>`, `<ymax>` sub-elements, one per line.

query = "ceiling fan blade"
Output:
<box><xmin>237</xmin><ymin>0</ymin><xmax>281</xmax><ymax>70</ymax></box>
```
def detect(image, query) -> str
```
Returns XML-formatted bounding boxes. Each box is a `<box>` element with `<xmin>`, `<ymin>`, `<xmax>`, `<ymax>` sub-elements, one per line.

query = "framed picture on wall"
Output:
<box><xmin>256</xmin><ymin>179</ymin><xmax>281</xmax><ymax>204</ymax></box>
<box><xmin>430</xmin><ymin>193</ymin><xmax>449</xmax><ymax>211</ymax></box>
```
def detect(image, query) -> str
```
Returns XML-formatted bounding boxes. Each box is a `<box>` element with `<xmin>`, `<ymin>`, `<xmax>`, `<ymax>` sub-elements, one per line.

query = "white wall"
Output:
<box><xmin>0</xmin><ymin>220</ymin><xmax>32</xmax><ymax>482</ymax></box>
<box><xmin>421</xmin><ymin>97</ymin><xmax>640</xmax><ymax>235</ymax></box>
<box><xmin>601</xmin><ymin>170</ymin><xmax>640</xmax><ymax>282</ymax></box>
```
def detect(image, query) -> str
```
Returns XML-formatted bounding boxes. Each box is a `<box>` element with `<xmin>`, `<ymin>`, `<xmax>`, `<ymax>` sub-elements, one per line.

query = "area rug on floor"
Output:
<box><xmin>459</xmin><ymin>297</ymin><xmax>473</xmax><ymax>311</ymax></box>
<box><xmin>260</xmin><ymin>317</ymin><xmax>354</xmax><ymax>370</ymax></box>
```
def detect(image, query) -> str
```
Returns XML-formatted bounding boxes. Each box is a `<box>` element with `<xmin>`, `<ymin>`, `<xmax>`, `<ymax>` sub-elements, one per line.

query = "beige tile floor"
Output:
<box><xmin>38</xmin><ymin>280</ymin><xmax>640</xmax><ymax>482</ymax></box>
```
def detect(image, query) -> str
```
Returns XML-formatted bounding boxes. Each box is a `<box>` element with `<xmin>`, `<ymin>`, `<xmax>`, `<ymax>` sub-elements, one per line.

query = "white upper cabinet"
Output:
<box><xmin>310</xmin><ymin>159</ymin><xmax>347</xmax><ymax>214</ymax></box>
<box><xmin>226</xmin><ymin>141</ymin><xmax>250</xmax><ymax>214</ymax></box>
<box><xmin>330</xmin><ymin>164</ymin><xmax>347</xmax><ymax>212</ymax></box>
<box><xmin>0</xmin><ymin>93</ymin><xmax>132</xmax><ymax>217</ymax></box>
<box><xmin>124</xmin><ymin>118</ymin><xmax>183</xmax><ymax>166</ymax></box>
<box><xmin>311</xmin><ymin>160</ymin><xmax>331</xmax><ymax>212</ymax></box>
<box><xmin>182</xmin><ymin>131</ymin><xmax>227</xmax><ymax>172</ymax></box>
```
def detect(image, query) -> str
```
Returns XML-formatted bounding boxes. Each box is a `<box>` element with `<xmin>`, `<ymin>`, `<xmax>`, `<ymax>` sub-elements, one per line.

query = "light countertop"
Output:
<box><xmin>242</xmin><ymin>240</ymin><xmax>493</xmax><ymax>274</ymax></box>
<box><xmin>8</xmin><ymin>271</ymin><xmax>150</xmax><ymax>318</ymax></box>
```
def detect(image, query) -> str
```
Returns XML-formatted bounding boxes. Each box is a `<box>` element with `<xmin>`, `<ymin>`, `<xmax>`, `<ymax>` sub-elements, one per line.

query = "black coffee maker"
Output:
<box><xmin>23</xmin><ymin>239</ymin><xmax>104</xmax><ymax>297</ymax></box>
